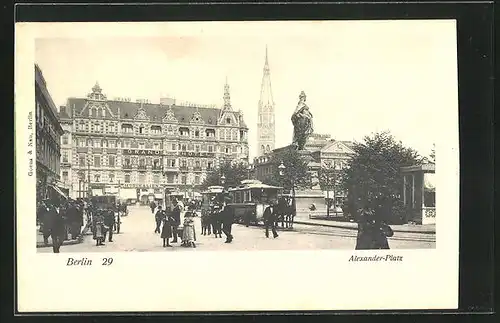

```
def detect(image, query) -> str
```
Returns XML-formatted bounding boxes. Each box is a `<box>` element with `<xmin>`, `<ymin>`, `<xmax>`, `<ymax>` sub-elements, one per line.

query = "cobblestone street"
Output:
<box><xmin>38</xmin><ymin>205</ymin><xmax>435</xmax><ymax>253</ymax></box>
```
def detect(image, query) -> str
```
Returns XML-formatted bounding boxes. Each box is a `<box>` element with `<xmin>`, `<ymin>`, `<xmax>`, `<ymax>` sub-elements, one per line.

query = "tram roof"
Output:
<box><xmin>228</xmin><ymin>183</ymin><xmax>283</xmax><ymax>191</ymax></box>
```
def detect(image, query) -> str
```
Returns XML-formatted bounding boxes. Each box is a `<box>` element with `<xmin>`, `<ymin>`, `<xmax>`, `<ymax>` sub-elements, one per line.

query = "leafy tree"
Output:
<box><xmin>342</xmin><ymin>131</ymin><xmax>423</xmax><ymax>224</ymax></box>
<box><xmin>200</xmin><ymin>159</ymin><xmax>249</xmax><ymax>190</ymax></box>
<box><xmin>265</xmin><ymin>146</ymin><xmax>310</xmax><ymax>191</ymax></box>
<box><xmin>429</xmin><ymin>144</ymin><xmax>435</xmax><ymax>163</ymax></box>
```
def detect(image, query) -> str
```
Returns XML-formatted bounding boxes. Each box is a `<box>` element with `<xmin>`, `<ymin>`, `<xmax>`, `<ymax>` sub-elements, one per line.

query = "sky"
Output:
<box><xmin>34</xmin><ymin>21</ymin><xmax>457</xmax><ymax>159</ymax></box>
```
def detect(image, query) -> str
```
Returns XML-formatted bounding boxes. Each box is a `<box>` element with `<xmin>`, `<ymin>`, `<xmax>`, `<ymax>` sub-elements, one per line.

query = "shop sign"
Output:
<box><xmin>179</xmin><ymin>151</ymin><xmax>215</xmax><ymax>158</ymax></box>
<box><xmin>122</xmin><ymin>149</ymin><xmax>163</xmax><ymax>156</ymax></box>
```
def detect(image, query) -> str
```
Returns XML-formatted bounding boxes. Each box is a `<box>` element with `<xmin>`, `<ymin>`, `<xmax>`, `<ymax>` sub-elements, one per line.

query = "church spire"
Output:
<box><xmin>257</xmin><ymin>46</ymin><xmax>276</xmax><ymax>156</ymax></box>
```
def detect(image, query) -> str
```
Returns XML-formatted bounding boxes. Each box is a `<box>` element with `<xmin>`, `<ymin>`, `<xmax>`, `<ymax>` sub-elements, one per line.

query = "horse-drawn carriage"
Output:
<box><xmin>226</xmin><ymin>180</ymin><xmax>284</xmax><ymax>226</ymax></box>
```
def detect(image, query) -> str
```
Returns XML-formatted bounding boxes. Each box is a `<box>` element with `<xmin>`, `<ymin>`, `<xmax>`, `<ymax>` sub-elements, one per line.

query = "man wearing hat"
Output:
<box><xmin>263</xmin><ymin>200</ymin><xmax>279</xmax><ymax>239</ymax></box>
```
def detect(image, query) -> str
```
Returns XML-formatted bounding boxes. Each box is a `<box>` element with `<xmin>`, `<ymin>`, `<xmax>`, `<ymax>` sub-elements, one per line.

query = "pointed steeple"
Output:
<box><xmin>223</xmin><ymin>77</ymin><xmax>232</xmax><ymax>111</ymax></box>
<box><xmin>257</xmin><ymin>46</ymin><xmax>276</xmax><ymax>156</ymax></box>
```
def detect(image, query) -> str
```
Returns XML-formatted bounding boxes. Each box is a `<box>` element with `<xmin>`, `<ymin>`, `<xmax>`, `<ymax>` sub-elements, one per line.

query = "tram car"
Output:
<box><xmin>226</xmin><ymin>180</ymin><xmax>283</xmax><ymax>225</ymax></box>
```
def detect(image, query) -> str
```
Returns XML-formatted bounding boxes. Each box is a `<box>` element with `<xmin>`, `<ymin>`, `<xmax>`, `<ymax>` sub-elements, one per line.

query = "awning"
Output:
<box><xmin>48</xmin><ymin>184</ymin><xmax>69</xmax><ymax>200</ymax></box>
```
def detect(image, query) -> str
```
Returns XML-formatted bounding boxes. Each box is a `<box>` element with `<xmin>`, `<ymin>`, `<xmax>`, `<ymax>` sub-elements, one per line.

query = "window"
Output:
<box><xmin>94</xmin><ymin>156</ymin><xmax>101</xmax><ymax>167</ymax></box>
<box><xmin>94</xmin><ymin>139</ymin><xmax>101</xmax><ymax>148</ymax></box>
<box><xmin>153</xmin><ymin>142</ymin><xmax>160</xmax><ymax>150</ymax></box>
<box><xmin>181</xmin><ymin>160</ymin><xmax>187</xmax><ymax>168</ymax></box>
<box><xmin>124</xmin><ymin>174</ymin><xmax>131</xmax><ymax>183</ymax></box>
<box><xmin>153</xmin><ymin>174</ymin><xmax>160</xmax><ymax>184</ymax></box>
<box><xmin>139</xmin><ymin>127</ymin><xmax>144</xmax><ymax>134</ymax></box>
<box><xmin>226</xmin><ymin>117</ymin><xmax>231</xmax><ymax>124</ymax></box>
<box><xmin>94</xmin><ymin>174</ymin><xmax>100</xmax><ymax>182</ymax></box>
<box><xmin>109</xmin><ymin>140</ymin><xmax>115</xmax><ymax>148</ymax></box>
<box><xmin>181</xmin><ymin>144</ymin><xmax>187</xmax><ymax>151</ymax></box>
<box><xmin>225</xmin><ymin>147</ymin><xmax>230</xmax><ymax>154</ymax></box>
<box><xmin>79</xmin><ymin>155</ymin><xmax>85</xmax><ymax>166</ymax></box>
<box><xmin>124</xmin><ymin>141</ymin><xmax>131</xmax><ymax>148</ymax></box>
<box><xmin>102</xmin><ymin>109</ymin><xmax>106</xmax><ymax>117</ymax></box>
<box><xmin>78</xmin><ymin>138</ymin><xmax>85</xmax><ymax>147</ymax></box>
<box><xmin>195</xmin><ymin>161</ymin><xmax>201</xmax><ymax>169</ymax></box>
<box><xmin>169</xmin><ymin>159</ymin><xmax>176</xmax><ymax>167</ymax></box>
<box><xmin>188</xmin><ymin>143</ymin><xmax>194</xmax><ymax>151</ymax></box>
<box><xmin>109</xmin><ymin>173</ymin><xmax>114</xmax><ymax>182</ymax></box>
<box><xmin>62</xmin><ymin>151</ymin><xmax>69</xmax><ymax>163</ymax></box>
<box><xmin>232</xmin><ymin>146</ymin><xmax>237</xmax><ymax>153</ymax></box>
<box><xmin>139</xmin><ymin>142</ymin><xmax>145</xmax><ymax>149</ymax></box>
<box><xmin>195</xmin><ymin>175</ymin><xmax>200</xmax><ymax>184</ymax></box>
<box><xmin>208</xmin><ymin>145</ymin><xmax>213</xmax><ymax>153</ymax></box>
<box><xmin>62</xmin><ymin>134</ymin><xmax>69</xmax><ymax>145</ymax></box>
<box><xmin>124</xmin><ymin>158</ymin><xmax>130</xmax><ymax>167</ymax></box>
<box><xmin>108</xmin><ymin>156</ymin><xmax>115</xmax><ymax>167</ymax></box>
<box><xmin>153</xmin><ymin>159</ymin><xmax>160</xmax><ymax>168</ymax></box>
<box><xmin>139</xmin><ymin>159</ymin><xmax>145</xmax><ymax>167</ymax></box>
<box><xmin>207</xmin><ymin>161</ymin><xmax>213</xmax><ymax>170</ymax></box>
<box><xmin>181</xmin><ymin>175</ymin><xmax>187</xmax><ymax>184</ymax></box>
<box><xmin>102</xmin><ymin>139</ymin><xmax>107</xmax><ymax>148</ymax></box>
<box><xmin>195</xmin><ymin>130</ymin><xmax>200</xmax><ymax>137</ymax></box>
<box><xmin>139</xmin><ymin>173</ymin><xmax>145</xmax><ymax>183</ymax></box>
<box><xmin>62</xmin><ymin>171</ymin><xmax>68</xmax><ymax>182</ymax></box>
<box><xmin>167</xmin><ymin>174</ymin><xmax>174</xmax><ymax>183</ymax></box>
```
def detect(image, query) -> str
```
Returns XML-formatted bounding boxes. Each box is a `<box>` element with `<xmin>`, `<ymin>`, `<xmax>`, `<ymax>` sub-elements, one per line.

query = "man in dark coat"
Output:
<box><xmin>150</xmin><ymin>201</ymin><xmax>157</xmax><ymax>214</ymax></box>
<box><xmin>103</xmin><ymin>209</ymin><xmax>115</xmax><ymax>243</ymax></box>
<box><xmin>66</xmin><ymin>201</ymin><xmax>81</xmax><ymax>240</ymax></box>
<box><xmin>221</xmin><ymin>204</ymin><xmax>234</xmax><ymax>243</ymax></box>
<box><xmin>355</xmin><ymin>203</ymin><xmax>393</xmax><ymax>250</ymax></box>
<box><xmin>154</xmin><ymin>205</ymin><xmax>164</xmax><ymax>234</ymax></box>
<box><xmin>43</xmin><ymin>199</ymin><xmax>66</xmax><ymax>253</ymax></box>
<box><xmin>170</xmin><ymin>199</ymin><xmax>181</xmax><ymax>243</ymax></box>
<box><xmin>263</xmin><ymin>200</ymin><xmax>279</xmax><ymax>238</ymax></box>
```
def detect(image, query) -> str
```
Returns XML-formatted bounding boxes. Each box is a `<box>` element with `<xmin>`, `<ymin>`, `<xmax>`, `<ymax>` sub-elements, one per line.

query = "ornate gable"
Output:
<box><xmin>190</xmin><ymin>109</ymin><xmax>204</xmax><ymax>124</ymax></box>
<box><xmin>162</xmin><ymin>106</ymin><xmax>178</xmax><ymax>123</ymax></box>
<box><xmin>134</xmin><ymin>103</ymin><xmax>150</xmax><ymax>121</ymax></box>
<box><xmin>321</xmin><ymin>141</ymin><xmax>355</xmax><ymax>155</ymax></box>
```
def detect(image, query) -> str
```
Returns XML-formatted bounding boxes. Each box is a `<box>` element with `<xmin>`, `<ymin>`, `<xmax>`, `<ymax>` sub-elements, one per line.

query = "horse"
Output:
<box><xmin>275</xmin><ymin>197</ymin><xmax>295</xmax><ymax>229</ymax></box>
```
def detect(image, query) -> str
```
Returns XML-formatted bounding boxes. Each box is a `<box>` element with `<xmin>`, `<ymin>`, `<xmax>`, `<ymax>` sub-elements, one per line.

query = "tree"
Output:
<box><xmin>341</xmin><ymin>131</ymin><xmax>423</xmax><ymax>224</ymax></box>
<box><xmin>200</xmin><ymin>159</ymin><xmax>249</xmax><ymax>190</ymax></box>
<box><xmin>429</xmin><ymin>143</ymin><xmax>435</xmax><ymax>163</ymax></box>
<box><xmin>319</xmin><ymin>162</ymin><xmax>342</xmax><ymax>217</ymax></box>
<box><xmin>266</xmin><ymin>147</ymin><xmax>310</xmax><ymax>191</ymax></box>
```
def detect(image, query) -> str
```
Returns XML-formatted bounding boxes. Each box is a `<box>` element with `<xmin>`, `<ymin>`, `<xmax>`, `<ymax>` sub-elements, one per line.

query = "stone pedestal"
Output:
<box><xmin>293</xmin><ymin>150</ymin><xmax>324</xmax><ymax>219</ymax></box>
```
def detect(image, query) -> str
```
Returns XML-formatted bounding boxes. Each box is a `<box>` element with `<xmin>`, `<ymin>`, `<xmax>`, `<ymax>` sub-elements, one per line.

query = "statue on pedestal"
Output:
<box><xmin>291</xmin><ymin>91</ymin><xmax>314</xmax><ymax>150</ymax></box>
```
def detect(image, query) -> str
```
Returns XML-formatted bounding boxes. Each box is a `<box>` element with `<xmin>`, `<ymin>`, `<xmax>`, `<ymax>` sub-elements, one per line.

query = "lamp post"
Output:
<box><xmin>278</xmin><ymin>161</ymin><xmax>296</xmax><ymax>219</ymax></box>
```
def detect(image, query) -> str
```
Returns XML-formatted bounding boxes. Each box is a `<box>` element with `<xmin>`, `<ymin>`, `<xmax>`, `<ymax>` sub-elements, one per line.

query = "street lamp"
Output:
<box><xmin>278</xmin><ymin>162</ymin><xmax>285</xmax><ymax>176</ymax></box>
<box><xmin>247</xmin><ymin>164</ymin><xmax>253</xmax><ymax>179</ymax></box>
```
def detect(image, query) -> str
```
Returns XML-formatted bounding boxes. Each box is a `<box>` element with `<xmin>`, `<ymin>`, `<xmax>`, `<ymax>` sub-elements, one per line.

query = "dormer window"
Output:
<box><xmin>139</xmin><ymin>127</ymin><xmax>144</xmax><ymax>134</ymax></box>
<box><xmin>195</xmin><ymin>130</ymin><xmax>200</xmax><ymax>137</ymax></box>
<box><xmin>226</xmin><ymin>117</ymin><xmax>231</xmax><ymax>124</ymax></box>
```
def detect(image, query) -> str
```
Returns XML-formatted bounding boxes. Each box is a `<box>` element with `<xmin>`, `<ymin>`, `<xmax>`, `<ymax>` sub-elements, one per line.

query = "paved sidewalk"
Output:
<box><xmin>36</xmin><ymin>228</ymin><xmax>84</xmax><ymax>248</ymax></box>
<box><xmin>294</xmin><ymin>217</ymin><xmax>436</xmax><ymax>234</ymax></box>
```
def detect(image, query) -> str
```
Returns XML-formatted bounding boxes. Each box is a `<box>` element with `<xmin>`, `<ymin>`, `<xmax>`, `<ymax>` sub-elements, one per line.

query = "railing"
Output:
<box><xmin>123</xmin><ymin>164</ymin><xmax>133</xmax><ymax>169</ymax></box>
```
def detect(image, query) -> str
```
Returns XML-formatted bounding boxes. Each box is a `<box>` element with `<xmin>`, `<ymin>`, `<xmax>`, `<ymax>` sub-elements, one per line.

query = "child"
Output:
<box><xmin>182</xmin><ymin>211</ymin><xmax>196</xmax><ymax>248</ymax></box>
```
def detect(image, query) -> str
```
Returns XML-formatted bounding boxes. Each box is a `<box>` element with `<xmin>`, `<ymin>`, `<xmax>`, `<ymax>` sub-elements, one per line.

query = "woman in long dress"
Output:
<box><xmin>182</xmin><ymin>212</ymin><xmax>196</xmax><ymax>248</ymax></box>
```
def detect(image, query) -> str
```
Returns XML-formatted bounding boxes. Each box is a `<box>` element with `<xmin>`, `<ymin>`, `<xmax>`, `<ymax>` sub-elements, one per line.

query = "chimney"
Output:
<box><xmin>59</xmin><ymin>106</ymin><xmax>66</xmax><ymax>115</ymax></box>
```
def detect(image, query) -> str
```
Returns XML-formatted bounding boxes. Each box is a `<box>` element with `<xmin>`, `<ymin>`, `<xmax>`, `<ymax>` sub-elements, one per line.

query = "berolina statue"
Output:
<box><xmin>291</xmin><ymin>91</ymin><xmax>314</xmax><ymax>150</ymax></box>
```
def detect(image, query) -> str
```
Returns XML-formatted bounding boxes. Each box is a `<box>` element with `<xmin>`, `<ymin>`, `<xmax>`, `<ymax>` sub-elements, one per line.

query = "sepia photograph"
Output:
<box><xmin>16</xmin><ymin>20</ymin><xmax>459</xmax><ymax>311</ymax></box>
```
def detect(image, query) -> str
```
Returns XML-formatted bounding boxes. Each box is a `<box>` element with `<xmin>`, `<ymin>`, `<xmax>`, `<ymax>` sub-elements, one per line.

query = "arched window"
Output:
<box><xmin>102</xmin><ymin>109</ymin><xmax>106</xmax><ymax>117</ymax></box>
<box><xmin>261</xmin><ymin>145</ymin><xmax>265</xmax><ymax>154</ymax></box>
<box><xmin>102</xmin><ymin>139</ymin><xmax>107</xmax><ymax>148</ymax></box>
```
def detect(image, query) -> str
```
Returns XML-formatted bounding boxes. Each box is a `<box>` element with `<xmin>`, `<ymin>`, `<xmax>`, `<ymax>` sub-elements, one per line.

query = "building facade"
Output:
<box><xmin>61</xmin><ymin>81</ymin><xmax>249</xmax><ymax>201</ymax></box>
<box><xmin>253</xmin><ymin>134</ymin><xmax>355</xmax><ymax>205</ymax></box>
<box><xmin>257</xmin><ymin>46</ymin><xmax>276</xmax><ymax>156</ymax></box>
<box><xmin>35</xmin><ymin>64</ymin><xmax>65</xmax><ymax>202</ymax></box>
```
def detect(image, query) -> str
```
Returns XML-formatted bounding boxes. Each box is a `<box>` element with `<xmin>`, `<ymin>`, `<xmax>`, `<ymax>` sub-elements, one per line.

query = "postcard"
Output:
<box><xmin>15</xmin><ymin>20</ymin><xmax>459</xmax><ymax>312</ymax></box>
